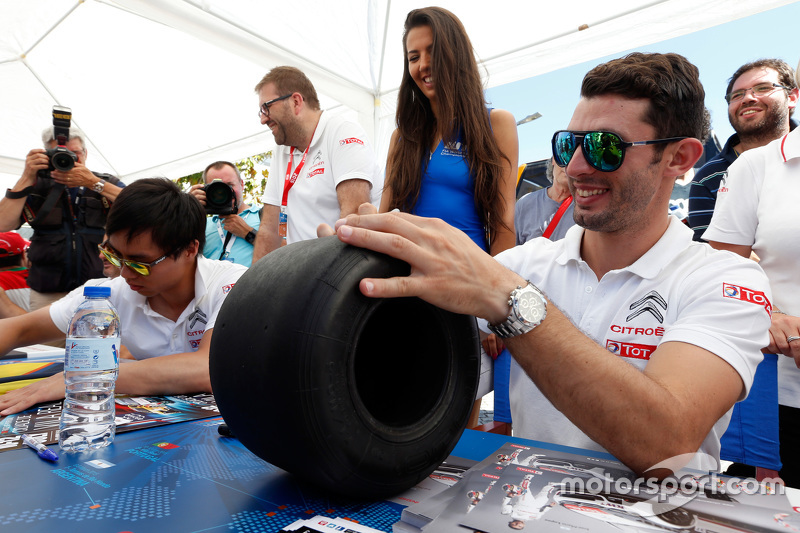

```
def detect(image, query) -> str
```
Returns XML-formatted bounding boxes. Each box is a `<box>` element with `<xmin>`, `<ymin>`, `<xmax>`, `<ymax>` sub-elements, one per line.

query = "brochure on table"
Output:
<box><xmin>0</xmin><ymin>393</ymin><xmax>220</xmax><ymax>452</ymax></box>
<box><xmin>397</xmin><ymin>442</ymin><xmax>799</xmax><ymax>533</ymax></box>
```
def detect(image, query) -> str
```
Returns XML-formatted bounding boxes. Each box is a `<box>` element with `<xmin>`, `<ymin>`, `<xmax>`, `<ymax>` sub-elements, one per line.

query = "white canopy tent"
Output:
<box><xmin>1</xmin><ymin>0</ymin><xmax>796</xmax><ymax>189</ymax></box>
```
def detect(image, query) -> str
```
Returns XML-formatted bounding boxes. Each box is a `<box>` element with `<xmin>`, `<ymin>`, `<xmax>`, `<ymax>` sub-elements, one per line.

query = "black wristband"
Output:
<box><xmin>5</xmin><ymin>187</ymin><xmax>33</xmax><ymax>200</ymax></box>
<box><xmin>245</xmin><ymin>230</ymin><xmax>257</xmax><ymax>245</ymax></box>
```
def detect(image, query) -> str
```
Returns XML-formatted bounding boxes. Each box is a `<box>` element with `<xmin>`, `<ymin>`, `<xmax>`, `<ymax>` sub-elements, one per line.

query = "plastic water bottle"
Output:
<box><xmin>58</xmin><ymin>285</ymin><xmax>121</xmax><ymax>452</ymax></box>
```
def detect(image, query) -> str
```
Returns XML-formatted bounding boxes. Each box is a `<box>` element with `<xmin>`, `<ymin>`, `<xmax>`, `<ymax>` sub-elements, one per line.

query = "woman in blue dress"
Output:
<box><xmin>380</xmin><ymin>7</ymin><xmax>519</xmax><ymax>430</ymax></box>
<box><xmin>380</xmin><ymin>6</ymin><xmax>518</xmax><ymax>256</ymax></box>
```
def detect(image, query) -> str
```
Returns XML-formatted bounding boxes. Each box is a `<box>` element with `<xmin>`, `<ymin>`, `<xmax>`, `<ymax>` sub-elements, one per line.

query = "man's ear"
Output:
<box><xmin>787</xmin><ymin>87</ymin><xmax>799</xmax><ymax>112</ymax></box>
<box><xmin>664</xmin><ymin>138</ymin><xmax>704</xmax><ymax>178</ymax></box>
<box><xmin>185</xmin><ymin>239</ymin><xmax>200</xmax><ymax>258</ymax></box>
<box><xmin>289</xmin><ymin>92</ymin><xmax>303</xmax><ymax>115</ymax></box>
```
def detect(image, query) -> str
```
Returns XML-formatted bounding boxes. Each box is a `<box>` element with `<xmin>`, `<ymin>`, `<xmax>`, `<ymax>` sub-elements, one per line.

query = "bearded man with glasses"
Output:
<box><xmin>324</xmin><ymin>53</ymin><xmax>771</xmax><ymax>477</ymax></box>
<box><xmin>688</xmin><ymin>59</ymin><xmax>798</xmax><ymax>243</ymax></box>
<box><xmin>0</xmin><ymin>178</ymin><xmax>246</xmax><ymax>416</ymax></box>
<box><xmin>251</xmin><ymin>66</ymin><xmax>383</xmax><ymax>262</ymax></box>
<box><xmin>682</xmin><ymin>60</ymin><xmax>798</xmax><ymax>484</ymax></box>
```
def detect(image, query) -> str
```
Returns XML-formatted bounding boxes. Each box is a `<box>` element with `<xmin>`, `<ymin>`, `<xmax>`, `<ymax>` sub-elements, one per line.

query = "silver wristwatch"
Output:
<box><xmin>92</xmin><ymin>179</ymin><xmax>106</xmax><ymax>193</ymax></box>
<box><xmin>488</xmin><ymin>282</ymin><xmax>547</xmax><ymax>338</ymax></box>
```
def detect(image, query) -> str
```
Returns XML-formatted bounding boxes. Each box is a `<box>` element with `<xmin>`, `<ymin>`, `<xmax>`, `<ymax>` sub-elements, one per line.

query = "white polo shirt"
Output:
<box><xmin>704</xmin><ymin>128</ymin><xmax>800</xmax><ymax>408</ymax></box>
<box><xmin>262</xmin><ymin>111</ymin><xmax>383</xmax><ymax>244</ymax></box>
<box><xmin>50</xmin><ymin>256</ymin><xmax>246</xmax><ymax>359</ymax></box>
<box><xmin>481</xmin><ymin>216</ymin><xmax>771</xmax><ymax>469</ymax></box>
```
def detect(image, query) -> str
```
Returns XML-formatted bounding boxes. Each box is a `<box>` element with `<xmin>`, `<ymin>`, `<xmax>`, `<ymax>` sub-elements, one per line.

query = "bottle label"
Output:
<box><xmin>65</xmin><ymin>338</ymin><xmax>119</xmax><ymax>371</ymax></box>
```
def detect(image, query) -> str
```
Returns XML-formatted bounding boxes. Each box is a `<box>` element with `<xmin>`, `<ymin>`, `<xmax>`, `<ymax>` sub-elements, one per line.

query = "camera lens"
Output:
<box><xmin>51</xmin><ymin>150</ymin><xmax>77</xmax><ymax>171</ymax></box>
<box><xmin>204</xmin><ymin>181</ymin><xmax>237</xmax><ymax>215</ymax></box>
<box><xmin>207</xmin><ymin>184</ymin><xmax>232</xmax><ymax>205</ymax></box>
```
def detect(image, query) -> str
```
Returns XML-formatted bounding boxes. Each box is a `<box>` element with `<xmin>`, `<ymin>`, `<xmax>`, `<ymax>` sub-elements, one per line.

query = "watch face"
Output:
<box><xmin>517</xmin><ymin>290</ymin><xmax>544</xmax><ymax>324</ymax></box>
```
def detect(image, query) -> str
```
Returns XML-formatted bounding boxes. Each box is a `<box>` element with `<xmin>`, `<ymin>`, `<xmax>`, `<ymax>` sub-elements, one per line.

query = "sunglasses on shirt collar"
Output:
<box><xmin>551</xmin><ymin>130</ymin><xmax>688</xmax><ymax>172</ymax></box>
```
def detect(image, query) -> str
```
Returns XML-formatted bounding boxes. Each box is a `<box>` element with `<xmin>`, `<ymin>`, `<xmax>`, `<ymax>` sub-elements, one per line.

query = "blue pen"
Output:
<box><xmin>21</xmin><ymin>433</ymin><xmax>59</xmax><ymax>462</ymax></box>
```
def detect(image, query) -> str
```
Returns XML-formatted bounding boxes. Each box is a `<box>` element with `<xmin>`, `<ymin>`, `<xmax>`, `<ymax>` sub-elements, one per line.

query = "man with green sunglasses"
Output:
<box><xmin>327</xmin><ymin>52</ymin><xmax>772</xmax><ymax>478</ymax></box>
<box><xmin>0</xmin><ymin>178</ymin><xmax>247</xmax><ymax>415</ymax></box>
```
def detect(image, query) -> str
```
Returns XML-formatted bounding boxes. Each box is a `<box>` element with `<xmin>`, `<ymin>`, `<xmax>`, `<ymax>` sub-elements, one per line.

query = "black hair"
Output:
<box><xmin>582</xmin><ymin>52</ymin><xmax>710</xmax><ymax>142</ymax></box>
<box><xmin>106</xmin><ymin>178</ymin><xmax>206</xmax><ymax>257</ymax></box>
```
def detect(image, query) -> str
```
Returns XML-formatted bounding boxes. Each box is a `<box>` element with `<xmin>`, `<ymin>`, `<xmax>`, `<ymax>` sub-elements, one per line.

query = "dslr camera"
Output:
<box><xmin>203</xmin><ymin>179</ymin><xmax>238</xmax><ymax>216</ymax></box>
<box><xmin>38</xmin><ymin>105</ymin><xmax>78</xmax><ymax>179</ymax></box>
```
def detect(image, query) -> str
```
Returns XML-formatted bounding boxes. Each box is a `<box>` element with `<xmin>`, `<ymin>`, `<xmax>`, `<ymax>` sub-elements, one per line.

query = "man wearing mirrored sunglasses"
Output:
<box><xmin>0</xmin><ymin>178</ymin><xmax>247</xmax><ymax>415</ymax></box>
<box><xmin>688</xmin><ymin>59</ymin><xmax>798</xmax><ymax>242</ymax></box>
<box><xmin>327</xmin><ymin>53</ymin><xmax>771</xmax><ymax>477</ymax></box>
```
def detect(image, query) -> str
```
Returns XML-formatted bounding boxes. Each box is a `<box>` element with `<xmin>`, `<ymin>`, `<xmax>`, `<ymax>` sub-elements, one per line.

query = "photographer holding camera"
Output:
<box><xmin>0</xmin><ymin>107</ymin><xmax>124</xmax><ymax>316</ymax></box>
<box><xmin>189</xmin><ymin>161</ymin><xmax>261</xmax><ymax>267</ymax></box>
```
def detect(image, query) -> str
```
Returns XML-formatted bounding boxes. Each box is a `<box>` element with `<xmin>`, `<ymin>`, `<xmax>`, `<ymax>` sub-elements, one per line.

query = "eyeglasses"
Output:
<box><xmin>98</xmin><ymin>244</ymin><xmax>170</xmax><ymax>276</ymax></box>
<box><xmin>258</xmin><ymin>94</ymin><xmax>292</xmax><ymax>119</ymax></box>
<box><xmin>551</xmin><ymin>130</ymin><xmax>688</xmax><ymax>172</ymax></box>
<box><xmin>726</xmin><ymin>83</ymin><xmax>789</xmax><ymax>104</ymax></box>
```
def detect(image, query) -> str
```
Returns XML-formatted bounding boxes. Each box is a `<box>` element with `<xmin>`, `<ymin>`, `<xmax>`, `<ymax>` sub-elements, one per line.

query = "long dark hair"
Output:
<box><xmin>386</xmin><ymin>7</ymin><xmax>509</xmax><ymax>243</ymax></box>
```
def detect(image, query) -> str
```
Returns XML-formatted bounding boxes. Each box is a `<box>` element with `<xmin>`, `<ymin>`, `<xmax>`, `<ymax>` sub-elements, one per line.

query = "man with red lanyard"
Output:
<box><xmin>515</xmin><ymin>158</ymin><xmax>575</xmax><ymax>245</ymax></box>
<box><xmin>252</xmin><ymin>66</ymin><xmax>382</xmax><ymax>262</ymax></box>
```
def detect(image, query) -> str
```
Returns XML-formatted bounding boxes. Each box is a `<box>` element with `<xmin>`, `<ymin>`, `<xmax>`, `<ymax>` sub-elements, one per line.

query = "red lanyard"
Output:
<box><xmin>542</xmin><ymin>196</ymin><xmax>573</xmax><ymax>240</ymax></box>
<box><xmin>281</xmin><ymin>124</ymin><xmax>318</xmax><ymax>207</ymax></box>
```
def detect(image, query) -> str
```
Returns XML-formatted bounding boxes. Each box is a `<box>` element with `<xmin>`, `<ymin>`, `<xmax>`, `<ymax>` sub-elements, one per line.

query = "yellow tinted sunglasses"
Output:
<box><xmin>98</xmin><ymin>244</ymin><xmax>169</xmax><ymax>276</ymax></box>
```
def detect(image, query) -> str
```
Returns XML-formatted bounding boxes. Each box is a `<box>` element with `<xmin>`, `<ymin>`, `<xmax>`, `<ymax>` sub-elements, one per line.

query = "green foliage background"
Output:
<box><xmin>174</xmin><ymin>151</ymin><xmax>271</xmax><ymax>206</ymax></box>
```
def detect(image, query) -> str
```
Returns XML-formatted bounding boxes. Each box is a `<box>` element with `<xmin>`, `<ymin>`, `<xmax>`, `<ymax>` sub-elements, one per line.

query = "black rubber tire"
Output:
<box><xmin>209</xmin><ymin>236</ymin><xmax>481</xmax><ymax>499</ymax></box>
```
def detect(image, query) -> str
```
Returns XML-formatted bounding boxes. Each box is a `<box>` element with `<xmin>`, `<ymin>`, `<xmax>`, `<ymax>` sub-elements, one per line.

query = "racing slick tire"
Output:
<box><xmin>209</xmin><ymin>236</ymin><xmax>481</xmax><ymax>499</ymax></box>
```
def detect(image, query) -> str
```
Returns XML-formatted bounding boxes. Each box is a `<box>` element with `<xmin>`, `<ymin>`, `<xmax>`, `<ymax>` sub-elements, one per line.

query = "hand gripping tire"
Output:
<box><xmin>209</xmin><ymin>236</ymin><xmax>481</xmax><ymax>499</ymax></box>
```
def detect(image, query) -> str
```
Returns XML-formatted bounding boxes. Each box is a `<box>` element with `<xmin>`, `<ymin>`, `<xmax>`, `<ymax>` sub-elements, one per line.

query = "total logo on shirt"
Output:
<box><xmin>722</xmin><ymin>282</ymin><xmax>772</xmax><ymax>316</ymax></box>
<box><xmin>606</xmin><ymin>340</ymin><xmax>657</xmax><ymax>360</ymax></box>
<box><xmin>604</xmin><ymin>290</ymin><xmax>665</xmax><ymax>360</ymax></box>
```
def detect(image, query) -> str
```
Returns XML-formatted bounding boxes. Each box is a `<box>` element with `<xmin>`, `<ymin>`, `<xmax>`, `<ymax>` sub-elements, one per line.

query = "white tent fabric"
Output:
<box><xmin>1</xmin><ymin>0</ymin><xmax>796</xmax><ymax>188</ymax></box>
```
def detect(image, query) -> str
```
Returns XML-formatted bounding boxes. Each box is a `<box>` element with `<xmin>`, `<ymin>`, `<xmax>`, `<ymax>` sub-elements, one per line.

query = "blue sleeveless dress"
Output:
<box><xmin>411</xmin><ymin>137</ymin><xmax>488</xmax><ymax>252</ymax></box>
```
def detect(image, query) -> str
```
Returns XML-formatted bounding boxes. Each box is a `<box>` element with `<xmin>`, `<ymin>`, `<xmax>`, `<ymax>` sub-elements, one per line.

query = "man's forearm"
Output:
<box><xmin>98</xmin><ymin>180</ymin><xmax>123</xmax><ymax>203</ymax></box>
<box><xmin>504</xmin><ymin>304</ymin><xmax>740</xmax><ymax>475</ymax></box>
<box><xmin>0</xmin><ymin>197</ymin><xmax>26</xmax><ymax>232</ymax></box>
<box><xmin>0</xmin><ymin>308</ymin><xmax>63</xmax><ymax>355</ymax></box>
<box><xmin>252</xmin><ymin>226</ymin><xmax>282</xmax><ymax>262</ymax></box>
<box><xmin>251</xmin><ymin>205</ymin><xmax>283</xmax><ymax>262</ymax></box>
<box><xmin>115</xmin><ymin>352</ymin><xmax>212</xmax><ymax>396</ymax></box>
<box><xmin>337</xmin><ymin>179</ymin><xmax>372</xmax><ymax>218</ymax></box>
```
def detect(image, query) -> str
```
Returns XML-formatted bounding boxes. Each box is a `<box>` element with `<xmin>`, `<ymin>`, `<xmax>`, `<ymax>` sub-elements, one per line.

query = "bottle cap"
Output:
<box><xmin>83</xmin><ymin>285</ymin><xmax>111</xmax><ymax>298</ymax></box>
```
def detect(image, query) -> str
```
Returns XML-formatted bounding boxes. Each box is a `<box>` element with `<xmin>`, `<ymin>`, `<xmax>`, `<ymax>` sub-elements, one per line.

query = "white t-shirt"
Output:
<box><xmin>50</xmin><ymin>256</ymin><xmax>247</xmax><ymax>359</ymax></box>
<box><xmin>480</xmin><ymin>217</ymin><xmax>771</xmax><ymax>470</ymax></box>
<box><xmin>262</xmin><ymin>111</ymin><xmax>383</xmax><ymax>244</ymax></box>
<box><xmin>704</xmin><ymin>127</ymin><xmax>800</xmax><ymax>408</ymax></box>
